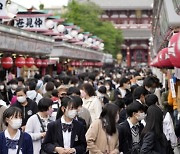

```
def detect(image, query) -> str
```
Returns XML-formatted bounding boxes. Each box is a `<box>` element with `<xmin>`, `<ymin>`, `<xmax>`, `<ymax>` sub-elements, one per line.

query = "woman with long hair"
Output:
<box><xmin>86</xmin><ymin>103</ymin><xmax>119</xmax><ymax>154</ymax></box>
<box><xmin>140</xmin><ymin>105</ymin><xmax>172</xmax><ymax>154</ymax></box>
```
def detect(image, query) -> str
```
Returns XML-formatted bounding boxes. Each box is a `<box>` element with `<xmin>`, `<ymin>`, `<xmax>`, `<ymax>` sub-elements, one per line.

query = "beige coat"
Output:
<box><xmin>86</xmin><ymin>119</ymin><xmax>119</xmax><ymax>154</ymax></box>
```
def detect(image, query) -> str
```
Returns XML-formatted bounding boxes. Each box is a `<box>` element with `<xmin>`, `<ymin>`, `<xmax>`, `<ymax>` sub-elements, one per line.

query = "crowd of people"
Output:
<box><xmin>0</xmin><ymin>68</ymin><xmax>179</xmax><ymax>154</ymax></box>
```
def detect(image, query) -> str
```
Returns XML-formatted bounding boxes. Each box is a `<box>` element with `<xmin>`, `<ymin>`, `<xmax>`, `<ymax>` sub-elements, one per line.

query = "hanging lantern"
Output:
<box><xmin>15</xmin><ymin>57</ymin><xmax>25</xmax><ymax>68</ymax></box>
<box><xmin>41</xmin><ymin>59</ymin><xmax>48</xmax><ymax>68</ymax></box>
<box><xmin>25</xmin><ymin>57</ymin><xmax>35</xmax><ymax>68</ymax></box>
<box><xmin>1</xmin><ymin>57</ymin><xmax>13</xmax><ymax>69</ymax></box>
<box><xmin>35</xmin><ymin>59</ymin><xmax>42</xmax><ymax>68</ymax></box>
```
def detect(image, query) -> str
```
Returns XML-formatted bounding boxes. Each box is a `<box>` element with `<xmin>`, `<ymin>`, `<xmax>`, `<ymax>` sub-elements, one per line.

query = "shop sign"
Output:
<box><xmin>14</xmin><ymin>16</ymin><xmax>46</xmax><ymax>30</ymax></box>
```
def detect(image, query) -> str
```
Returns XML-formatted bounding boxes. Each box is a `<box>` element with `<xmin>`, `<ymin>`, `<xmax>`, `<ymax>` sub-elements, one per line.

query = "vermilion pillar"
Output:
<box><xmin>126</xmin><ymin>47</ymin><xmax>131</xmax><ymax>67</ymax></box>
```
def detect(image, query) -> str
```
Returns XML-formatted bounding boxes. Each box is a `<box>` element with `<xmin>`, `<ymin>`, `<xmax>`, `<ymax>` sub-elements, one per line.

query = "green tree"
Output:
<box><xmin>62</xmin><ymin>0</ymin><xmax>123</xmax><ymax>57</ymax></box>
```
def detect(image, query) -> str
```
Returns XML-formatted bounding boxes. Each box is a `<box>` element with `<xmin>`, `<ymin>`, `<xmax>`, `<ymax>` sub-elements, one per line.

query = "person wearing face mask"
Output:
<box><xmin>140</xmin><ymin>105</ymin><xmax>173</xmax><ymax>154</ymax></box>
<box><xmin>7</xmin><ymin>79</ymin><xmax>18</xmax><ymax>105</ymax></box>
<box><xmin>42</xmin><ymin>96</ymin><xmax>87</xmax><ymax>154</ymax></box>
<box><xmin>12</xmin><ymin>87</ymin><xmax>38</xmax><ymax>131</ymax></box>
<box><xmin>86</xmin><ymin>103</ymin><xmax>119</xmax><ymax>154</ymax></box>
<box><xmin>118</xmin><ymin>77</ymin><xmax>133</xmax><ymax>106</ymax></box>
<box><xmin>0</xmin><ymin>107</ymin><xmax>33</xmax><ymax>153</ymax></box>
<box><xmin>0</xmin><ymin>81</ymin><xmax>9</xmax><ymax>105</ymax></box>
<box><xmin>118</xmin><ymin>102</ymin><xmax>145</xmax><ymax>154</ymax></box>
<box><xmin>67</xmin><ymin>87</ymin><xmax>92</xmax><ymax>128</ymax></box>
<box><xmin>25</xmin><ymin>97</ymin><xmax>53</xmax><ymax>154</ymax></box>
<box><xmin>80</xmin><ymin>83</ymin><xmax>102</xmax><ymax>122</ymax></box>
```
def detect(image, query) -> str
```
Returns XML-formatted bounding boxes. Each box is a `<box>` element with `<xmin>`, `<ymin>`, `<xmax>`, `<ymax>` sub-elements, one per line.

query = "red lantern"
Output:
<box><xmin>41</xmin><ymin>59</ymin><xmax>48</xmax><ymax>68</ymax></box>
<box><xmin>158</xmin><ymin>48</ymin><xmax>173</xmax><ymax>68</ymax></box>
<box><xmin>1</xmin><ymin>57</ymin><xmax>13</xmax><ymax>69</ymax></box>
<box><xmin>168</xmin><ymin>33</ymin><xmax>180</xmax><ymax>67</ymax></box>
<box><xmin>35</xmin><ymin>59</ymin><xmax>42</xmax><ymax>68</ymax></box>
<box><xmin>25</xmin><ymin>57</ymin><xmax>35</xmax><ymax>68</ymax></box>
<box><xmin>15</xmin><ymin>57</ymin><xmax>25</xmax><ymax>68</ymax></box>
<box><xmin>172</xmin><ymin>33</ymin><xmax>180</xmax><ymax>68</ymax></box>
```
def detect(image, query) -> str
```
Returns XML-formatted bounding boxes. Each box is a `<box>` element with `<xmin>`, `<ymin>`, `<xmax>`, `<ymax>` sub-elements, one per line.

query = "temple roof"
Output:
<box><xmin>77</xmin><ymin>0</ymin><xmax>153</xmax><ymax>10</ymax></box>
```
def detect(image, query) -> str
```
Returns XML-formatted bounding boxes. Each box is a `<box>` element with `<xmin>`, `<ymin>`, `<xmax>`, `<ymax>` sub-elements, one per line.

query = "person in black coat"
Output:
<box><xmin>118</xmin><ymin>102</ymin><xmax>145</xmax><ymax>154</ymax></box>
<box><xmin>12</xmin><ymin>87</ymin><xmax>38</xmax><ymax>131</ymax></box>
<box><xmin>42</xmin><ymin>96</ymin><xmax>87</xmax><ymax>154</ymax></box>
<box><xmin>140</xmin><ymin>105</ymin><xmax>172</xmax><ymax>154</ymax></box>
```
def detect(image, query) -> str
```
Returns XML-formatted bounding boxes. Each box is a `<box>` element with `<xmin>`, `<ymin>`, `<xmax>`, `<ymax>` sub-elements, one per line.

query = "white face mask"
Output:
<box><xmin>125</xmin><ymin>84</ymin><xmax>131</xmax><ymax>90</ymax></box>
<box><xmin>11</xmin><ymin>84</ymin><xmax>18</xmax><ymax>90</ymax></box>
<box><xmin>0</xmin><ymin>85</ymin><xmax>4</xmax><ymax>90</ymax></box>
<box><xmin>136</xmin><ymin>112</ymin><xmax>146</xmax><ymax>121</ymax></box>
<box><xmin>136</xmin><ymin>80</ymin><xmax>143</xmax><ymax>86</ymax></box>
<box><xmin>66</xmin><ymin>109</ymin><xmax>77</xmax><ymax>119</ymax></box>
<box><xmin>17</xmin><ymin>96</ymin><xmax>26</xmax><ymax>103</ymax></box>
<box><xmin>9</xmin><ymin>119</ymin><xmax>22</xmax><ymax>129</ymax></box>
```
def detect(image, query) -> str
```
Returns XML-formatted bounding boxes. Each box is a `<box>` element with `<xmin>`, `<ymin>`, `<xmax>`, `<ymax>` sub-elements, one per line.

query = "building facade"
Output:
<box><xmin>76</xmin><ymin>0</ymin><xmax>153</xmax><ymax>67</ymax></box>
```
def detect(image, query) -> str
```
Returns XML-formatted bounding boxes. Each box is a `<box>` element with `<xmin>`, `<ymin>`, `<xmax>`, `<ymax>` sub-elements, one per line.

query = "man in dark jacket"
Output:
<box><xmin>12</xmin><ymin>87</ymin><xmax>38</xmax><ymax>131</ymax></box>
<box><xmin>118</xmin><ymin>102</ymin><xmax>145</xmax><ymax>154</ymax></box>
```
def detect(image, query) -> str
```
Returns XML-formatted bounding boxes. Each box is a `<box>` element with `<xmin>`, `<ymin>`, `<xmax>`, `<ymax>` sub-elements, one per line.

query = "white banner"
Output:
<box><xmin>170</xmin><ymin>79</ymin><xmax>176</xmax><ymax>98</ymax></box>
<box><xmin>0</xmin><ymin>0</ymin><xmax>7</xmax><ymax>17</ymax></box>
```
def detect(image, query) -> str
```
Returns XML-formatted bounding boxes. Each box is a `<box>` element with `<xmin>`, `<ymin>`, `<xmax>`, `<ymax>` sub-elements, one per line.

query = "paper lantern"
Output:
<box><xmin>15</xmin><ymin>57</ymin><xmax>25</xmax><ymax>68</ymax></box>
<box><xmin>25</xmin><ymin>57</ymin><xmax>35</xmax><ymax>68</ymax></box>
<box><xmin>41</xmin><ymin>59</ymin><xmax>48</xmax><ymax>68</ymax></box>
<box><xmin>168</xmin><ymin>32</ymin><xmax>180</xmax><ymax>67</ymax></box>
<box><xmin>158</xmin><ymin>48</ymin><xmax>173</xmax><ymax>68</ymax></box>
<box><xmin>35</xmin><ymin>59</ymin><xmax>42</xmax><ymax>68</ymax></box>
<box><xmin>1</xmin><ymin>57</ymin><xmax>13</xmax><ymax>69</ymax></box>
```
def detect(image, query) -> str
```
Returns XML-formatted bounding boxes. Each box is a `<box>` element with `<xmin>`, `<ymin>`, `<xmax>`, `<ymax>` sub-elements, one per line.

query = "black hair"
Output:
<box><xmin>133</xmin><ymin>86</ymin><xmax>147</xmax><ymax>100</ymax></box>
<box><xmin>38</xmin><ymin>97</ymin><xmax>53</xmax><ymax>112</ymax></box>
<box><xmin>143</xmin><ymin>76</ymin><xmax>156</xmax><ymax>88</ymax></box>
<box><xmin>8</xmin><ymin>79</ymin><xmax>18</xmax><ymax>85</ymax></box>
<box><xmin>126</xmin><ymin>102</ymin><xmax>145</xmax><ymax>117</ymax></box>
<box><xmin>70</xmin><ymin>76</ymin><xmax>79</xmax><ymax>85</ymax></box>
<box><xmin>100</xmin><ymin>103</ymin><xmax>119</xmax><ymax>136</ymax></box>
<box><xmin>141</xmin><ymin>105</ymin><xmax>164</xmax><ymax>144</ymax></box>
<box><xmin>15</xmin><ymin>87</ymin><xmax>27</xmax><ymax>95</ymax></box>
<box><xmin>81</xmin><ymin>83</ymin><xmax>95</xmax><ymax>97</ymax></box>
<box><xmin>62</xmin><ymin>76</ymin><xmax>70</xmax><ymax>85</ymax></box>
<box><xmin>34</xmin><ymin>73</ymin><xmax>42</xmax><ymax>80</ymax></box>
<box><xmin>52</xmin><ymin>89</ymin><xmax>59</xmax><ymax>97</ymax></box>
<box><xmin>56</xmin><ymin>96</ymin><xmax>78</xmax><ymax>119</ymax></box>
<box><xmin>17</xmin><ymin>77</ymin><xmax>24</xmax><ymax>83</ymax></box>
<box><xmin>98</xmin><ymin>86</ymin><xmax>107</xmax><ymax>94</ymax></box>
<box><xmin>145</xmin><ymin>94</ymin><xmax>158</xmax><ymax>107</ymax></box>
<box><xmin>3</xmin><ymin>107</ymin><xmax>22</xmax><ymax>126</ymax></box>
<box><xmin>113</xmin><ymin>98</ymin><xmax>125</xmax><ymax>109</ymax></box>
<box><xmin>46</xmin><ymin>81</ymin><xmax>55</xmax><ymax>91</ymax></box>
<box><xmin>67</xmin><ymin>87</ymin><xmax>81</xmax><ymax>96</ymax></box>
<box><xmin>28</xmin><ymin>80</ymin><xmax>37</xmax><ymax>90</ymax></box>
<box><xmin>119</xmin><ymin>77</ymin><xmax>130</xmax><ymax>87</ymax></box>
<box><xmin>70</xmin><ymin>95</ymin><xmax>83</xmax><ymax>107</ymax></box>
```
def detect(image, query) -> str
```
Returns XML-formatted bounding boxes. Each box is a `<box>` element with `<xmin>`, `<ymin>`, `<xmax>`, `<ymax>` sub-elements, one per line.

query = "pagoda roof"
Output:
<box><xmin>82</xmin><ymin>0</ymin><xmax>153</xmax><ymax>10</ymax></box>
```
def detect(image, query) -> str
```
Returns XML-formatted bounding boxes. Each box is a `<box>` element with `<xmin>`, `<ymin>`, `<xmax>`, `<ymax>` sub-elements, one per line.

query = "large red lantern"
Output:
<box><xmin>1</xmin><ymin>57</ymin><xmax>13</xmax><ymax>69</ymax></box>
<box><xmin>15</xmin><ymin>57</ymin><xmax>25</xmax><ymax>68</ymax></box>
<box><xmin>41</xmin><ymin>59</ymin><xmax>48</xmax><ymax>68</ymax></box>
<box><xmin>35</xmin><ymin>59</ymin><xmax>42</xmax><ymax>68</ymax></box>
<box><xmin>173</xmin><ymin>33</ymin><xmax>180</xmax><ymax>68</ymax></box>
<box><xmin>158</xmin><ymin>48</ymin><xmax>173</xmax><ymax>68</ymax></box>
<box><xmin>168</xmin><ymin>33</ymin><xmax>180</xmax><ymax>67</ymax></box>
<box><xmin>25</xmin><ymin>57</ymin><xmax>35</xmax><ymax>68</ymax></box>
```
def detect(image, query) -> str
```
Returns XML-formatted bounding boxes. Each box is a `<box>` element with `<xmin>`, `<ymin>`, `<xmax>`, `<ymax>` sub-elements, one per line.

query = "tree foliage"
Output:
<box><xmin>62</xmin><ymin>0</ymin><xmax>123</xmax><ymax>57</ymax></box>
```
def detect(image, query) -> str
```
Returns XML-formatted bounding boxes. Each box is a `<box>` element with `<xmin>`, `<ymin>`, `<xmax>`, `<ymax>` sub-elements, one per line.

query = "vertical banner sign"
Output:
<box><xmin>0</xmin><ymin>0</ymin><xmax>6</xmax><ymax>17</ymax></box>
<box><xmin>170</xmin><ymin>79</ymin><xmax>176</xmax><ymax>98</ymax></box>
<box><xmin>163</xmin><ymin>73</ymin><xmax>166</xmax><ymax>89</ymax></box>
